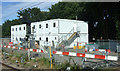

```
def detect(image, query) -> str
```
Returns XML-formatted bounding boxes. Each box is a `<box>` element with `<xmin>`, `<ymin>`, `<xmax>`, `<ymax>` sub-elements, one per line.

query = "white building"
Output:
<box><xmin>11</xmin><ymin>19</ymin><xmax>88</xmax><ymax>48</ymax></box>
<box><xmin>11</xmin><ymin>24</ymin><xmax>26</xmax><ymax>44</ymax></box>
<box><xmin>31</xmin><ymin>19</ymin><xmax>88</xmax><ymax>47</ymax></box>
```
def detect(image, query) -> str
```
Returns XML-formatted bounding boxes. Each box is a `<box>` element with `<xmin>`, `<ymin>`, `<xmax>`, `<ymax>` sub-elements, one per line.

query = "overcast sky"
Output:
<box><xmin>1</xmin><ymin>1</ymin><xmax>59</xmax><ymax>25</ymax></box>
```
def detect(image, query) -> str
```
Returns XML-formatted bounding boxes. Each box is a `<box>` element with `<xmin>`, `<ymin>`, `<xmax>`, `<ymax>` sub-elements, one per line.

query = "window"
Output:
<box><xmin>53</xmin><ymin>23</ymin><xmax>56</xmax><ymax>27</ymax></box>
<box><xmin>46</xmin><ymin>24</ymin><xmax>48</xmax><ymax>28</ymax></box>
<box><xmin>16</xmin><ymin>28</ymin><xmax>17</xmax><ymax>31</ymax></box>
<box><xmin>20</xmin><ymin>38</ymin><xmax>21</xmax><ymax>41</ymax></box>
<box><xmin>19</xmin><ymin>27</ymin><xmax>21</xmax><ymax>30</ymax></box>
<box><xmin>39</xmin><ymin>37</ymin><xmax>41</xmax><ymax>40</ymax></box>
<box><xmin>16</xmin><ymin>38</ymin><xmax>18</xmax><ymax>41</ymax></box>
<box><xmin>33</xmin><ymin>25</ymin><xmax>35</xmax><ymax>29</ymax></box>
<box><xmin>39</xmin><ymin>24</ymin><xmax>41</xmax><ymax>28</ymax></box>
<box><xmin>46</xmin><ymin>37</ymin><xmax>48</xmax><ymax>42</ymax></box>
<box><xmin>12</xmin><ymin>28</ymin><xmax>14</xmax><ymax>31</ymax></box>
<box><xmin>24</xmin><ymin>27</ymin><xmax>25</xmax><ymax>30</ymax></box>
<box><xmin>55</xmin><ymin>37</ymin><xmax>57</xmax><ymax>40</ymax></box>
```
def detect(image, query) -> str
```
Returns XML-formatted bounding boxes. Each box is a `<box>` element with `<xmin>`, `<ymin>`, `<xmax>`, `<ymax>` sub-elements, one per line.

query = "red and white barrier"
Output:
<box><xmin>52</xmin><ymin>51</ymin><xmax>117</xmax><ymax>61</ymax></box>
<box><xmin>1</xmin><ymin>45</ymin><xmax>118</xmax><ymax>61</ymax></box>
<box><xmin>85</xmin><ymin>48</ymin><xmax>111</xmax><ymax>53</ymax></box>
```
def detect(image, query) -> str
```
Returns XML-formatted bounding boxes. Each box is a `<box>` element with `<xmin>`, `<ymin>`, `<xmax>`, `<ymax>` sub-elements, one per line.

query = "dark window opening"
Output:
<box><xmin>39</xmin><ymin>24</ymin><xmax>41</xmax><ymax>28</ymax></box>
<box><xmin>46</xmin><ymin>24</ymin><xmax>48</xmax><ymax>28</ymax></box>
<box><xmin>24</xmin><ymin>27</ymin><xmax>25</xmax><ymax>30</ymax></box>
<box><xmin>46</xmin><ymin>37</ymin><xmax>48</xmax><ymax>42</ymax></box>
<box><xmin>33</xmin><ymin>25</ymin><xmax>35</xmax><ymax>29</ymax></box>
<box><xmin>39</xmin><ymin>37</ymin><xmax>41</xmax><ymax>40</ymax></box>
<box><xmin>12</xmin><ymin>28</ymin><xmax>14</xmax><ymax>31</ymax></box>
<box><xmin>19</xmin><ymin>27</ymin><xmax>21</xmax><ymax>30</ymax></box>
<box><xmin>20</xmin><ymin>38</ymin><xmax>21</xmax><ymax>41</ymax></box>
<box><xmin>55</xmin><ymin>37</ymin><xmax>57</xmax><ymax>40</ymax></box>
<box><xmin>16</xmin><ymin>28</ymin><xmax>17</xmax><ymax>31</ymax></box>
<box><xmin>32</xmin><ymin>26</ymin><xmax>35</xmax><ymax>33</ymax></box>
<box><xmin>53</xmin><ymin>23</ymin><xmax>56</xmax><ymax>27</ymax></box>
<box><xmin>16</xmin><ymin>38</ymin><xmax>18</xmax><ymax>41</ymax></box>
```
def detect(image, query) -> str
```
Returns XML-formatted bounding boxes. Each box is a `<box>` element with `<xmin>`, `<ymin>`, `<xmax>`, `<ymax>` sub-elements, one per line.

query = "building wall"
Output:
<box><xmin>11</xmin><ymin>24</ymin><xmax>26</xmax><ymax>44</ymax></box>
<box><xmin>31</xmin><ymin>20</ymin><xmax>59</xmax><ymax>46</ymax></box>
<box><xmin>59</xmin><ymin>19</ymin><xmax>74</xmax><ymax>34</ymax></box>
<box><xmin>11</xmin><ymin>19</ymin><xmax>88</xmax><ymax>47</ymax></box>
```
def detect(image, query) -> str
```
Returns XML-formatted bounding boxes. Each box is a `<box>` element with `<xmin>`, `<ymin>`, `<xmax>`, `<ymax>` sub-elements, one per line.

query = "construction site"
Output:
<box><xmin>0</xmin><ymin>19</ymin><xmax>120</xmax><ymax>70</ymax></box>
<box><xmin>1</xmin><ymin>1</ymin><xmax>120</xmax><ymax>71</ymax></box>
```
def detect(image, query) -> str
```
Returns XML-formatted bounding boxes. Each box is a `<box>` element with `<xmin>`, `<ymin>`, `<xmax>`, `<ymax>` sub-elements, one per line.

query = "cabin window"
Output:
<box><xmin>20</xmin><ymin>38</ymin><xmax>21</xmax><ymax>41</ymax></box>
<box><xmin>16</xmin><ymin>38</ymin><xmax>18</xmax><ymax>41</ymax></box>
<box><xmin>55</xmin><ymin>37</ymin><xmax>57</xmax><ymax>40</ymax></box>
<box><xmin>33</xmin><ymin>25</ymin><xmax>35</xmax><ymax>29</ymax></box>
<box><xmin>39</xmin><ymin>24</ymin><xmax>41</xmax><ymax>28</ymax></box>
<box><xmin>53</xmin><ymin>23</ymin><xmax>56</xmax><ymax>27</ymax></box>
<box><xmin>39</xmin><ymin>37</ymin><xmax>41</xmax><ymax>40</ymax></box>
<box><xmin>16</xmin><ymin>28</ymin><xmax>17</xmax><ymax>31</ymax></box>
<box><xmin>12</xmin><ymin>28</ymin><xmax>14</xmax><ymax>31</ymax></box>
<box><xmin>46</xmin><ymin>24</ymin><xmax>48</xmax><ymax>28</ymax></box>
<box><xmin>46</xmin><ymin>37</ymin><xmax>48</xmax><ymax>42</ymax></box>
<box><xmin>19</xmin><ymin>27</ymin><xmax>21</xmax><ymax>30</ymax></box>
<box><xmin>24</xmin><ymin>27</ymin><xmax>25</xmax><ymax>30</ymax></box>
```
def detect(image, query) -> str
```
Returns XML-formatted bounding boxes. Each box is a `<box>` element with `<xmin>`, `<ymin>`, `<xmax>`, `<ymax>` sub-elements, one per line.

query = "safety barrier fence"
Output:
<box><xmin>0</xmin><ymin>45</ymin><xmax>118</xmax><ymax>61</ymax></box>
<box><xmin>85</xmin><ymin>48</ymin><xmax>111</xmax><ymax>53</ymax></box>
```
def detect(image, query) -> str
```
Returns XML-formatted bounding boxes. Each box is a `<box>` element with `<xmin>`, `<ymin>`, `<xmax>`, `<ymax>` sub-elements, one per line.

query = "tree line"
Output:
<box><xmin>2</xmin><ymin>2</ymin><xmax>120</xmax><ymax>41</ymax></box>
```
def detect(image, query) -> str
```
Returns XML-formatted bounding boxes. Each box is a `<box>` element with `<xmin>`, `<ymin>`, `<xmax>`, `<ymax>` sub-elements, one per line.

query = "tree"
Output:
<box><xmin>48</xmin><ymin>2</ymin><xmax>85</xmax><ymax>20</ymax></box>
<box><xmin>17</xmin><ymin>7</ymin><xmax>48</xmax><ymax>25</ymax></box>
<box><xmin>2</xmin><ymin>19</ymin><xmax>21</xmax><ymax>37</ymax></box>
<box><xmin>2</xmin><ymin>20</ymin><xmax>12</xmax><ymax>37</ymax></box>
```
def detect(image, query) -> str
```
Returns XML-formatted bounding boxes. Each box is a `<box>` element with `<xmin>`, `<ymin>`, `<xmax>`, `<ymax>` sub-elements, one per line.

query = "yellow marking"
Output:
<box><xmin>49</xmin><ymin>47</ymin><xmax>52</xmax><ymax>68</ymax></box>
<box><xmin>74</xmin><ymin>46</ymin><xmax>85</xmax><ymax>49</ymax></box>
<box><xmin>68</xmin><ymin>32</ymin><xmax>77</xmax><ymax>40</ymax></box>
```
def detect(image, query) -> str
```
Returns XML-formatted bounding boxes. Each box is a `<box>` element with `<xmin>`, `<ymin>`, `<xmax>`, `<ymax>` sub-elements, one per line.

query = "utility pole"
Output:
<box><xmin>19</xmin><ymin>8</ymin><xmax>31</xmax><ymax>61</ymax></box>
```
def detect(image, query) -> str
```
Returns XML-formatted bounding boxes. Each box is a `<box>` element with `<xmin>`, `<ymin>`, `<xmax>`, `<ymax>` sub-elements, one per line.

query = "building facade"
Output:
<box><xmin>11</xmin><ymin>24</ymin><xmax>26</xmax><ymax>44</ymax></box>
<box><xmin>11</xmin><ymin>19</ymin><xmax>88</xmax><ymax>48</ymax></box>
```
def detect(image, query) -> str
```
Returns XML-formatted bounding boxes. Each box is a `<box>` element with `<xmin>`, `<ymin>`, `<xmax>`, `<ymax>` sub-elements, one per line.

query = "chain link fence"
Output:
<box><xmin>96</xmin><ymin>40</ymin><xmax>120</xmax><ymax>52</ymax></box>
